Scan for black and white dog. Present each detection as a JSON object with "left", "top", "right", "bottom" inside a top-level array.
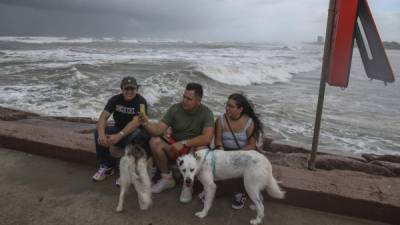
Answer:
[
  {"left": 177, "top": 149, "right": 285, "bottom": 225},
  {"left": 116, "top": 143, "right": 152, "bottom": 212}
]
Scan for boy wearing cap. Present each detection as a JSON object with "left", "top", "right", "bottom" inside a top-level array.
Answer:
[{"left": 92, "top": 76, "right": 148, "bottom": 185}]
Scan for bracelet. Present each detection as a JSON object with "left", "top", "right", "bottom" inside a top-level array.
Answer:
[
  {"left": 119, "top": 131, "right": 125, "bottom": 137},
  {"left": 180, "top": 140, "right": 188, "bottom": 147}
]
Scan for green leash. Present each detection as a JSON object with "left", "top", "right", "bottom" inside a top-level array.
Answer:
[
  {"left": 211, "top": 150, "right": 216, "bottom": 176},
  {"left": 204, "top": 149, "right": 216, "bottom": 176}
]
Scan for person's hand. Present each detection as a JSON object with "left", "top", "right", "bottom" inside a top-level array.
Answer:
[
  {"left": 214, "top": 145, "right": 224, "bottom": 150},
  {"left": 107, "top": 134, "right": 122, "bottom": 145},
  {"left": 170, "top": 142, "right": 184, "bottom": 153},
  {"left": 98, "top": 133, "right": 109, "bottom": 147},
  {"left": 138, "top": 114, "right": 149, "bottom": 125},
  {"left": 132, "top": 116, "right": 140, "bottom": 125}
]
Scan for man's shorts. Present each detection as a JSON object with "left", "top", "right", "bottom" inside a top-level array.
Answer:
[{"left": 164, "top": 134, "right": 190, "bottom": 159}]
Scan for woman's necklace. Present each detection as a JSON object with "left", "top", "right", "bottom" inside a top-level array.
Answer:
[{"left": 229, "top": 114, "right": 242, "bottom": 122}]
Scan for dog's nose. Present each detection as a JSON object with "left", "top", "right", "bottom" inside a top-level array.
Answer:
[{"left": 185, "top": 178, "right": 192, "bottom": 185}]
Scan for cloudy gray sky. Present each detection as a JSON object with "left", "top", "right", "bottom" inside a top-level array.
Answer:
[{"left": 0, "top": 0, "right": 399, "bottom": 42}]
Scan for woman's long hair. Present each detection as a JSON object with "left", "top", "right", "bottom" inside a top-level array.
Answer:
[{"left": 228, "top": 93, "right": 264, "bottom": 140}]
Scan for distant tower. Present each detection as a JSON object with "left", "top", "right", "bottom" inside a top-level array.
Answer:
[{"left": 317, "top": 36, "right": 324, "bottom": 44}]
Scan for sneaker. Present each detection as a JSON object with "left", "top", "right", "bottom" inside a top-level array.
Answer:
[
  {"left": 180, "top": 184, "right": 193, "bottom": 203},
  {"left": 151, "top": 173, "right": 176, "bottom": 193},
  {"left": 115, "top": 177, "right": 121, "bottom": 187},
  {"left": 232, "top": 193, "right": 246, "bottom": 209},
  {"left": 92, "top": 165, "right": 114, "bottom": 181}
]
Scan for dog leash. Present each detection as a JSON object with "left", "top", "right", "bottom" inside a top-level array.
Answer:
[
  {"left": 203, "top": 149, "right": 217, "bottom": 176},
  {"left": 211, "top": 150, "right": 216, "bottom": 176}
]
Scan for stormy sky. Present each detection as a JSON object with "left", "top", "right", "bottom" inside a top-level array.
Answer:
[{"left": 0, "top": 0, "right": 399, "bottom": 42}]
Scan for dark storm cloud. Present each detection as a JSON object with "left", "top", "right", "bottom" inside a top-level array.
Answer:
[
  {"left": 0, "top": 0, "right": 398, "bottom": 42},
  {"left": 0, "top": 0, "right": 222, "bottom": 29}
]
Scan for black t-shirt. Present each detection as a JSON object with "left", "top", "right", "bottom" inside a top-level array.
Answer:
[{"left": 104, "top": 94, "right": 147, "bottom": 130}]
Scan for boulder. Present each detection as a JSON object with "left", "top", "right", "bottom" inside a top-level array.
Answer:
[
  {"left": 0, "top": 106, "right": 38, "bottom": 121},
  {"left": 362, "top": 153, "right": 400, "bottom": 164},
  {"left": 316, "top": 155, "right": 396, "bottom": 177},
  {"left": 370, "top": 160, "right": 400, "bottom": 176}
]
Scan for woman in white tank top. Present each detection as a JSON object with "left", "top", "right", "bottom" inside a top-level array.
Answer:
[{"left": 214, "top": 93, "right": 264, "bottom": 209}]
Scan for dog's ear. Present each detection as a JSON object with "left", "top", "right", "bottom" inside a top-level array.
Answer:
[
  {"left": 132, "top": 144, "right": 145, "bottom": 158},
  {"left": 192, "top": 152, "right": 201, "bottom": 161},
  {"left": 176, "top": 157, "right": 184, "bottom": 167},
  {"left": 125, "top": 144, "right": 134, "bottom": 156}
]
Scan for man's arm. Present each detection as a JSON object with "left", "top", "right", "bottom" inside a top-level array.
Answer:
[
  {"left": 143, "top": 120, "right": 169, "bottom": 137},
  {"left": 97, "top": 111, "right": 111, "bottom": 146},
  {"left": 171, "top": 127, "right": 214, "bottom": 152},
  {"left": 107, "top": 116, "right": 142, "bottom": 145},
  {"left": 214, "top": 117, "right": 223, "bottom": 149},
  {"left": 187, "top": 127, "right": 214, "bottom": 148},
  {"left": 120, "top": 116, "right": 141, "bottom": 136}
]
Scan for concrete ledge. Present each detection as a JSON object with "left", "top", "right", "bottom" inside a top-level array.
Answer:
[
  {"left": 0, "top": 119, "right": 399, "bottom": 224},
  {"left": 274, "top": 166, "right": 399, "bottom": 224},
  {"left": 0, "top": 120, "right": 96, "bottom": 166}
]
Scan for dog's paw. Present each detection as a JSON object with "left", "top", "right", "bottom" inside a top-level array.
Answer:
[
  {"left": 249, "top": 204, "right": 256, "bottom": 210},
  {"left": 250, "top": 218, "right": 261, "bottom": 225},
  {"left": 115, "top": 207, "right": 123, "bottom": 212},
  {"left": 139, "top": 203, "right": 151, "bottom": 210},
  {"left": 195, "top": 211, "right": 207, "bottom": 218}
]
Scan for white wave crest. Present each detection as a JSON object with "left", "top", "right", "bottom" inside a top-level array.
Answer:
[
  {"left": 71, "top": 66, "right": 88, "bottom": 80},
  {"left": 141, "top": 73, "right": 185, "bottom": 106},
  {"left": 196, "top": 57, "right": 320, "bottom": 86},
  {"left": 0, "top": 36, "right": 97, "bottom": 44}
]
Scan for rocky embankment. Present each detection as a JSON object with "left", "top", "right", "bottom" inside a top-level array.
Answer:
[{"left": 0, "top": 106, "right": 399, "bottom": 224}]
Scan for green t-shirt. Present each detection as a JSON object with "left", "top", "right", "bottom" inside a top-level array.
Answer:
[{"left": 161, "top": 103, "right": 214, "bottom": 141}]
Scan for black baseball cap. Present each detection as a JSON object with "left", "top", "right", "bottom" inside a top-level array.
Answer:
[{"left": 120, "top": 76, "right": 138, "bottom": 89}]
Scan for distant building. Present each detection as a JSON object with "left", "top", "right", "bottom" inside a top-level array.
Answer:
[
  {"left": 383, "top": 41, "right": 400, "bottom": 50},
  {"left": 317, "top": 36, "right": 324, "bottom": 44}
]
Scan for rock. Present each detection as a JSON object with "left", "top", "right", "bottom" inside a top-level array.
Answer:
[
  {"left": 0, "top": 106, "right": 38, "bottom": 121},
  {"left": 265, "top": 152, "right": 308, "bottom": 169},
  {"left": 370, "top": 160, "right": 400, "bottom": 176},
  {"left": 47, "top": 116, "right": 97, "bottom": 124},
  {"left": 316, "top": 155, "right": 396, "bottom": 177},
  {"left": 266, "top": 142, "right": 310, "bottom": 154},
  {"left": 362, "top": 153, "right": 400, "bottom": 164}
]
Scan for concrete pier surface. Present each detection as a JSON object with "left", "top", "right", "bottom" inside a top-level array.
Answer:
[
  {"left": 0, "top": 147, "right": 389, "bottom": 225},
  {"left": 0, "top": 106, "right": 399, "bottom": 224}
]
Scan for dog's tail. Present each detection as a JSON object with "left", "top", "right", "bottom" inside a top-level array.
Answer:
[{"left": 266, "top": 174, "right": 285, "bottom": 199}]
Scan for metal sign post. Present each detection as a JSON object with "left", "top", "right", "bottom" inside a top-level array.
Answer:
[
  {"left": 307, "top": 0, "right": 394, "bottom": 170},
  {"left": 308, "top": 0, "right": 336, "bottom": 170}
]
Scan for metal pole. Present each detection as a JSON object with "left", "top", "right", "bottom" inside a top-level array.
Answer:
[{"left": 308, "top": 0, "right": 336, "bottom": 170}]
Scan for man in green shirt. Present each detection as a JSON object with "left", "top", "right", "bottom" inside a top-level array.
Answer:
[{"left": 140, "top": 83, "right": 214, "bottom": 203}]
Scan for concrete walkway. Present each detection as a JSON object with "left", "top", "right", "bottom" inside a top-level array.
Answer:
[{"left": 0, "top": 147, "right": 388, "bottom": 225}]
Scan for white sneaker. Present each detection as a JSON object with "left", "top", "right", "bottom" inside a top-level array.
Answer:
[
  {"left": 180, "top": 184, "right": 193, "bottom": 203},
  {"left": 151, "top": 173, "right": 175, "bottom": 193},
  {"left": 92, "top": 165, "right": 114, "bottom": 181}
]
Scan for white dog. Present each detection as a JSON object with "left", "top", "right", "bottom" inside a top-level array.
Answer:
[
  {"left": 176, "top": 149, "right": 285, "bottom": 225},
  {"left": 116, "top": 143, "right": 152, "bottom": 212}
]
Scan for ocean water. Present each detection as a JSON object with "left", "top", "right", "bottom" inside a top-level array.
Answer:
[{"left": 0, "top": 36, "right": 399, "bottom": 155}]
